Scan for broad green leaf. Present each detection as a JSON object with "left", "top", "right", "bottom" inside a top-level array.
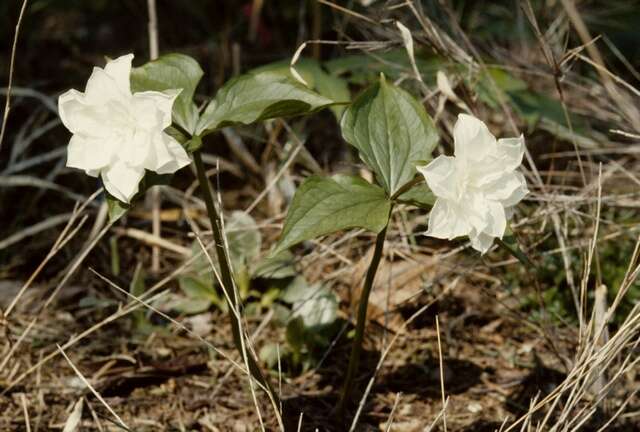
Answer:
[
  {"left": 251, "top": 58, "right": 350, "bottom": 119},
  {"left": 177, "top": 275, "right": 220, "bottom": 314},
  {"left": 341, "top": 75, "right": 438, "bottom": 196},
  {"left": 251, "top": 59, "right": 320, "bottom": 88},
  {"left": 131, "top": 53, "right": 204, "bottom": 134},
  {"left": 292, "top": 287, "right": 338, "bottom": 330},
  {"left": 325, "top": 50, "right": 444, "bottom": 86},
  {"left": 174, "top": 297, "right": 214, "bottom": 315},
  {"left": 396, "top": 183, "right": 436, "bottom": 209},
  {"left": 254, "top": 249, "right": 297, "bottom": 279},
  {"left": 280, "top": 276, "right": 313, "bottom": 304},
  {"left": 314, "top": 70, "right": 350, "bottom": 119},
  {"left": 178, "top": 275, "right": 218, "bottom": 303},
  {"left": 195, "top": 71, "right": 335, "bottom": 135},
  {"left": 275, "top": 174, "right": 391, "bottom": 253},
  {"left": 259, "top": 343, "right": 282, "bottom": 369}
]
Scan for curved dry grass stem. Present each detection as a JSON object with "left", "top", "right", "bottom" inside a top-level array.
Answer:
[
  {"left": 57, "top": 344, "right": 129, "bottom": 431},
  {"left": 0, "top": 0, "right": 28, "bottom": 152}
]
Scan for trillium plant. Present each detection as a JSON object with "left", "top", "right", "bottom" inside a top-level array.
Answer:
[{"left": 60, "top": 53, "right": 528, "bottom": 418}]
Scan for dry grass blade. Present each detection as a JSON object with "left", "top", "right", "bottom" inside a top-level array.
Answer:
[
  {"left": 435, "top": 315, "right": 447, "bottom": 432},
  {"left": 0, "top": 0, "right": 28, "bottom": 151},
  {"left": 19, "top": 393, "right": 31, "bottom": 432},
  {"left": 56, "top": 344, "right": 129, "bottom": 431},
  {"left": 62, "top": 399, "right": 84, "bottom": 432},
  {"left": 383, "top": 392, "right": 402, "bottom": 432}
]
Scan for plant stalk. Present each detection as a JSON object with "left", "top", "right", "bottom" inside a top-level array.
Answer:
[
  {"left": 193, "top": 150, "right": 278, "bottom": 404},
  {"left": 337, "top": 224, "right": 388, "bottom": 416}
]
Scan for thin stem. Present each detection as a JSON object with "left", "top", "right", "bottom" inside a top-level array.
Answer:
[
  {"left": 193, "top": 150, "right": 278, "bottom": 404},
  {"left": 338, "top": 224, "right": 389, "bottom": 416},
  {"left": 390, "top": 176, "right": 424, "bottom": 201}
]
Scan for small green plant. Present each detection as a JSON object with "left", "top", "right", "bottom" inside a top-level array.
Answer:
[
  {"left": 271, "top": 74, "right": 529, "bottom": 415},
  {"left": 58, "top": 52, "right": 342, "bottom": 407},
  {"left": 260, "top": 276, "right": 341, "bottom": 373},
  {"left": 175, "top": 211, "right": 300, "bottom": 317}
]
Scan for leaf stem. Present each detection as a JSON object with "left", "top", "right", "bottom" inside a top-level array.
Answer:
[
  {"left": 337, "top": 224, "right": 389, "bottom": 417},
  {"left": 193, "top": 150, "right": 278, "bottom": 404},
  {"left": 390, "top": 176, "right": 424, "bottom": 201}
]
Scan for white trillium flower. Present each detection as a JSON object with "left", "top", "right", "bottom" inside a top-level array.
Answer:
[
  {"left": 418, "top": 114, "right": 529, "bottom": 254},
  {"left": 58, "top": 54, "right": 191, "bottom": 203}
]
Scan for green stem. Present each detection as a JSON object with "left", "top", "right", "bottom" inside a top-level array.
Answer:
[
  {"left": 193, "top": 150, "right": 278, "bottom": 404},
  {"left": 337, "top": 224, "right": 389, "bottom": 416},
  {"left": 390, "top": 176, "right": 424, "bottom": 201}
]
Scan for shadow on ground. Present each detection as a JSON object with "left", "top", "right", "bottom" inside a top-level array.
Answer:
[{"left": 377, "top": 357, "right": 484, "bottom": 397}]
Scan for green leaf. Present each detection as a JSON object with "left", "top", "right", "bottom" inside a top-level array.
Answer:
[
  {"left": 130, "top": 264, "right": 148, "bottom": 329},
  {"left": 195, "top": 71, "right": 335, "bottom": 135},
  {"left": 341, "top": 75, "right": 438, "bottom": 196},
  {"left": 314, "top": 70, "right": 350, "bottom": 120},
  {"left": 396, "top": 183, "right": 436, "bottom": 209},
  {"left": 130, "top": 53, "right": 204, "bottom": 134},
  {"left": 292, "top": 287, "right": 338, "bottom": 330},
  {"left": 129, "top": 264, "right": 147, "bottom": 298},
  {"left": 286, "top": 317, "right": 306, "bottom": 354},
  {"left": 107, "top": 194, "right": 128, "bottom": 223},
  {"left": 325, "top": 50, "right": 443, "bottom": 86},
  {"left": 259, "top": 343, "right": 282, "bottom": 369},
  {"left": 280, "top": 276, "right": 313, "bottom": 304},
  {"left": 275, "top": 174, "right": 391, "bottom": 253},
  {"left": 176, "top": 275, "right": 220, "bottom": 314},
  {"left": 249, "top": 58, "right": 350, "bottom": 119},
  {"left": 178, "top": 275, "right": 219, "bottom": 302},
  {"left": 173, "top": 297, "right": 213, "bottom": 315},
  {"left": 254, "top": 249, "right": 297, "bottom": 279}
]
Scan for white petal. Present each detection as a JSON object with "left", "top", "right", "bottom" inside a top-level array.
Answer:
[
  {"left": 483, "top": 171, "right": 528, "bottom": 204},
  {"left": 84, "top": 67, "right": 126, "bottom": 105},
  {"left": 102, "top": 161, "right": 144, "bottom": 203},
  {"left": 126, "top": 129, "right": 153, "bottom": 168},
  {"left": 154, "top": 134, "right": 191, "bottom": 174},
  {"left": 453, "top": 114, "right": 496, "bottom": 162},
  {"left": 58, "top": 90, "right": 109, "bottom": 137},
  {"left": 425, "top": 199, "right": 471, "bottom": 240},
  {"left": 462, "top": 193, "right": 490, "bottom": 234},
  {"left": 496, "top": 171, "right": 528, "bottom": 207},
  {"left": 483, "top": 200, "right": 507, "bottom": 238},
  {"left": 103, "top": 54, "right": 134, "bottom": 95},
  {"left": 417, "top": 156, "right": 458, "bottom": 201},
  {"left": 469, "top": 231, "right": 494, "bottom": 254},
  {"left": 66, "top": 135, "right": 113, "bottom": 173},
  {"left": 496, "top": 135, "right": 525, "bottom": 171},
  {"left": 132, "top": 90, "right": 180, "bottom": 130}
]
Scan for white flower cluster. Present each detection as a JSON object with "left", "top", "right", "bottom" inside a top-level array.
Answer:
[
  {"left": 59, "top": 54, "right": 190, "bottom": 203},
  {"left": 419, "top": 114, "right": 529, "bottom": 253}
]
